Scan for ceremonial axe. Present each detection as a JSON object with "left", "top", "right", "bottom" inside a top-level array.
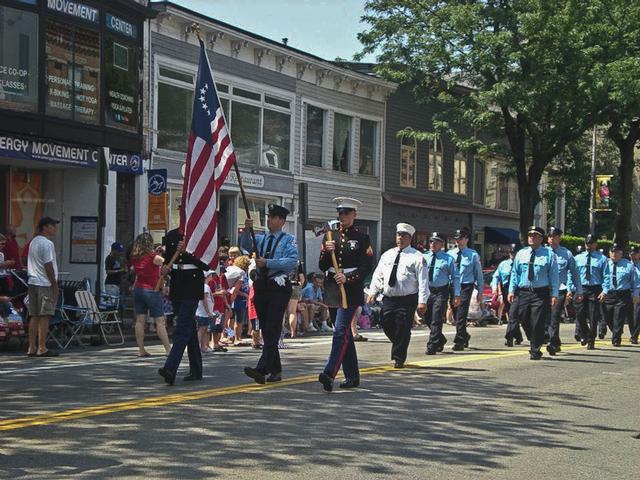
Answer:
[{"left": 315, "top": 220, "right": 348, "bottom": 309}]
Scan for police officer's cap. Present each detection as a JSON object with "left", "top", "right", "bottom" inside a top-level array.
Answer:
[
  {"left": 333, "top": 197, "right": 362, "bottom": 212},
  {"left": 430, "top": 232, "right": 444, "bottom": 243},
  {"left": 611, "top": 242, "right": 624, "bottom": 252},
  {"left": 396, "top": 223, "right": 416, "bottom": 236},
  {"left": 631, "top": 245, "right": 640, "bottom": 255},
  {"left": 527, "top": 225, "right": 545, "bottom": 237},
  {"left": 548, "top": 226, "right": 563, "bottom": 236},
  {"left": 267, "top": 204, "right": 290, "bottom": 218},
  {"left": 585, "top": 234, "right": 597, "bottom": 244},
  {"left": 453, "top": 228, "right": 470, "bottom": 239}
]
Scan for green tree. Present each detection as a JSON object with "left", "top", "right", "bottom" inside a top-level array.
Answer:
[{"left": 357, "top": 0, "right": 611, "bottom": 239}]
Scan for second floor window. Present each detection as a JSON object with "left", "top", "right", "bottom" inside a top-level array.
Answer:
[
  {"left": 305, "top": 104, "right": 324, "bottom": 167},
  {"left": 333, "top": 113, "right": 352, "bottom": 172},
  {"left": 400, "top": 136, "right": 416, "bottom": 188},
  {"left": 428, "top": 138, "right": 443, "bottom": 191},
  {"left": 453, "top": 149, "right": 467, "bottom": 195},
  {"left": 359, "top": 119, "right": 378, "bottom": 176}
]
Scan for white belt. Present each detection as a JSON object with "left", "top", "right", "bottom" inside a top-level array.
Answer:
[
  {"left": 172, "top": 264, "right": 199, "bottom": 270},
  {"left": 328, "top": 267, "right": 357, "bottom": 274}
]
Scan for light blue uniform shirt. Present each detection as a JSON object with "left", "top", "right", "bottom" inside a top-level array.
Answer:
[
  {"left": 239, "top": 229, "right": 298, "bottom": 279},
  {"left": 602, "top": 258, "right": 640, "bottom": 296},
  {"left": 509, "top": 246, "right": 559, "bottom": 297},
  {"left": 424, "top": 250, "right": 460, "bottom": 296},
  {"left": 573, "top": 250, "right": 607, "bottom": 287},
  {"left": 550, "top": 245, "right": 583, "bottom": 295},
  {"left": 447, "top": 247, "right": 483, "bottom": 288},
  {"left": 301, "top": 283, "right": 323, "bottom": 302},
  {"left": 491, "top": 258, "right": 513, "bottom": 290}
]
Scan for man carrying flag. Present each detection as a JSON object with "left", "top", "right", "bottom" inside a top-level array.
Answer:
[{"left": 158, "top": 37, "right": 235, "bottom": 385}]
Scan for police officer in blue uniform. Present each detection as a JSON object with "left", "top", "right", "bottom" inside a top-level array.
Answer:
[
  {"left": 508, "top": 226, "right": 559, "bottom": 360},
  {"left": 318, "top": 197, "right": 374, "bottom": 392},
  {"left": 240, "top": 205, "right": 298, "bottom": 384},
  {"left": 423, "top": 232, "right": 460, "bottom": 354},
  {"left": 629, "top": 246, "right": 640, "bottom": 344},
  {"left": 599, "top": 243, "right": 640, "bottom": 347},
  {"left": 447, "top": 228, "right": 483, "bottom": 350},
  {"left": 492, "top": 245, "right": 524, "bottom": 346},
  {"left": 546, "top": 227, "right": 582, "bottom": 355},
  {"left": 573, "top": 234, "right": 607, "bottom": 349}
]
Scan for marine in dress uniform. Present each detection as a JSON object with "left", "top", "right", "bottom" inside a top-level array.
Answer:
[
  {"left": 573, "top": 235, "right": 607, "bottom": 349},
  {"left": 158, "top": 229, "right": 209, "bottom": 385},
  {"left": 629, "top": 246, "right": 640, "bottom": 344},
  {"left": 240, "top": 205, "right": 298, "bottom": 384},
  {"left": 423, "top": 232, "right": 460, "bottom": 354},
  {"left": 546, "top": 227, "right": 583, "bottom": 355},
  {"left": 367, "top": 223, "right": 428, "bottom": 368},
  {"left": 599, "top": 243, "right": 640, "bottom": 347},
  {"left": 492, "top": 245, "right": 525, "bottom": 346},
  {"left": 318, "top": 197, "right": 374, "bottom": 392},
  {"left": 508, "top": 226, "right": 559, "bottom": 360},
  {"left": 447, "top": 228, "right": 483, "bottom": 350}
]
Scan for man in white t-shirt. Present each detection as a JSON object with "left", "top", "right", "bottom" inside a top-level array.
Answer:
[{"left": 27, "top": 216, "right": 60, "bottom": 357}]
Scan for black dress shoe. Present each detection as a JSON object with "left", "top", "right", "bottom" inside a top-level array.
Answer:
[
  {"left": 158, "top": 367, "right": 175, "bottom": 386},
  {"left": 631, "top": 338, "right": 639, "bottom": 345},
  {"left": 612, "top": 341, "right": 621, "bottom": 347},
  {"left": 529, "top": 351, "right": 542, "bottom": 360},
  {"left": 598, "top": 331, "right": 606, "bottom": 340},
  {"left": 452, "top": 344, "right": 464, "bottom": 351},
  {"left": 505, "top": 339, "right": 514, "bottom": 347},
  {"left": 586, "top": 341, "right": 595, "bottom": 350},
  {"left": 464, "top": 335, "right": 471, "bottom": 348},
  {"left": 580, "top": 338, "right": 588, "bottom": 346},
  {"left": 546, "top": 345, "right": 557, "bottom": 356},
  {"left": 425, "top": 348, "right": 437, "bottom": 355},
  {"left": 183, "top": 373, "right": 203, "bottom": 381},
  {"left": 244, "top": 367, "right": 266, "bottom": 385},
  {"left": 515, "top": 339, "right": 523, "bottom": 345},
  {"left": 266, "top": 373, "right": 282, "bottom": 383},
  {"left": 574, "top": 334, "right": 581, "bottom": 342},
  {"left": 339, "top": 378, "right": 360, "bottom": 389},
  {"left": 394, "top": 359, "right": 405, "bottom": 368},
  {"left": 318, "top": 372, "right": 333, "bottom": 392}
]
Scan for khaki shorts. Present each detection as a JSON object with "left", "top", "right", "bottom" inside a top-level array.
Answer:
[
  {"left": 290, "top": 285, "right": 301, "bottom": 301},
  {"left": 28, "top": 285, "right": 56, "bottom": 317}
]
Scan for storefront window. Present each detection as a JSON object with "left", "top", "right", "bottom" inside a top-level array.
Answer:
[
  {"left": 157, "top": 82, "right": 192, "bottom": 151},
  {"left": 333, "top": 113, "right": 351, "bottom": 172},
  {"left": 236, "top": 197, "right": 277, "bottom": 234},
  {"left": 305, "top": 104, "right": 324, "bottom": 167},
  {"left": 45, "top": 19, "right": 100, "bottom": 124},
  {"left": 105, "top": 35, "right": 139, "bottom": 132},
  {"left": 0, "top": 6, "right": 38, "bottom": 113},
  {"left": 231, "top": 101, "right": 260, "bottom": 166},
  {"left": 359, "top": 119, "right": 377, "bottom": 176},
  {"left": 262, "top": 109, "right": 290, "bottom": 170}
]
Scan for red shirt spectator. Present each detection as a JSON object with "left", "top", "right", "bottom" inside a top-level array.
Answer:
[
  {"left": 208, "top": 272, "right": 229, "bottom": 312},
  {"left": 130, "top": 253, "right": 160, "bottom": 290},
  {"left": 3, "top": 230, "right": 22, "bottom": 269}
]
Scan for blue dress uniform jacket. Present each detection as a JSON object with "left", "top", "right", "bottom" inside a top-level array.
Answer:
[
  {"left": 491, "top": 258, "right": 513, "bottom": 290},
  {"left": 573, "top": 250, "right": 607, "bottom": 287},
  {"left": 551, "top": 246, "right": 583, "bottom": 295},
  {"left": 602, "top": 258, "right": 640, "bottom": 296},
  {"left": 424, "top": 250, "right": 460, "bottom": 296},
  {"left": 239, "top": 230, "right": 298, "bottom": 280},
  {"left": 319, "top": 226, "right": 373, "bottom": 307},
  {"left": 447, "top": 247, "right": 483, "bottom": 288},
  {"left": 509, "top": 246, "right": 560, "bottom": 298}
]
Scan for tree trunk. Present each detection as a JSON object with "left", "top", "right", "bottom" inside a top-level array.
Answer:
[{"left": 614, "top": 138, "right": 636, "bottom": 249}]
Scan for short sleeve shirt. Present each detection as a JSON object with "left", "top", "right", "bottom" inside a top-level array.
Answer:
[{"left": 27, "top": 235, "right": 58, "bottom": 286}]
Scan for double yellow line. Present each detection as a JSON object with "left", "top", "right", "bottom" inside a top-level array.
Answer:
[{"left": 0, "top": 342, "right": 609, "bottom": 432}]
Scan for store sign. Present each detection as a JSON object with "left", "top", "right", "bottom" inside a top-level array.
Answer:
[
  {"left": 70, "top": 216, "right": 98, "bottom": 264},
  {"left": 0, "top": 133, "right": 142, "bottom": 174},
  {"left": 147, "top": 169, "right": 168, "bottom": 230},
  {"left": 47, "top": 0, "right": 99, "bottom": 23},
  {"left": 225, "top": 171, "right": 265, "bottom": 188},
  {"left": 106, "top": 13, "right": 138, "bottom": 40}
]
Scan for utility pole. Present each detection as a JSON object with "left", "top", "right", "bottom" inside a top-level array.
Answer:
[{"left": 589, "top": 126, "right": 597, "bottom": 234}]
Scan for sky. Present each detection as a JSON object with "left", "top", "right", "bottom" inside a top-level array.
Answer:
[{"left": 172, "top": 0, "right": 375, "bottom": 62}]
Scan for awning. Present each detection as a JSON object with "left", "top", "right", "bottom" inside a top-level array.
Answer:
[{"left": 484, "top": 226, "right": 519, "bottom": 244}]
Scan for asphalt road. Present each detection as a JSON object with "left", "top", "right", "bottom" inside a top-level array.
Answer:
[{"left": 1, "top": 324, "right": 639, "bottom": 479}]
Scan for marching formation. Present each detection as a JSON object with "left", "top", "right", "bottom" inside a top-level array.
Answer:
[{"left": 149, "top": 196, "right": 639, "bottom": 391}]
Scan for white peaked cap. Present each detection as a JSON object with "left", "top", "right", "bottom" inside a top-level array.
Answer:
[
  {"left": 396, "top": 223, "right": 416, "bottom": 236},
  {"left": 333, "top": 197, "right": 363, "bottom": 210}
]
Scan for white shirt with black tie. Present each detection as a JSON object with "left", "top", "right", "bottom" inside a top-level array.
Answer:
[{"left": 368, "top": 246, "right": 429, "bottom": 303}]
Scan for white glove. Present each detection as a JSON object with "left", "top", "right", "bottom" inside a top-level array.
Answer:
[{"left": 274, "top": 275, "right": 287, "bottom": 287}]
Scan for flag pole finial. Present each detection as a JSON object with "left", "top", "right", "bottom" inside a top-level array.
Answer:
[{"left": 187, "top": 23, "right": 202, "bottom": 42}]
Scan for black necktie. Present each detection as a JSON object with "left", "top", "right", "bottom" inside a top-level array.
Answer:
[
  {"left": 586, "top": 252, "right": 592, "bottom": 282},
  {"left": 456, "top": 251, "right": 462, "bottom": 268},
  {"left": 388, "top": 249, "right": 401, "bottom": 287},
  {"left": 528, "top": 249, "right": 536, "bottom": 282},
  {"left": 428, "top": 253, "right": 436, "bottom": 282},
  {"left": 261, "top": 234, "right": 274, "bottom": 278},
  {"left": 612, "top": 261, "right": 618, "bottom": 288}
]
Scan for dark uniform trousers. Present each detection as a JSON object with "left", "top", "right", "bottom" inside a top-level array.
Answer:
[
  {"left": 253, "top": 280, "right": 292, "bottom": 375},
  {"left": 548, "top": 290, "right": 568, "bottom": 348},
  {"left": 631, "top": 303, "right": 640, "bottom": 342},
  {"left": 505, "top": 295, "right": 526, "bottom": 343},
  {"left": 601, "top": 290, "right": 631, "bottom": 345},
  {"left": 574, "top": 285, "right": 603, "bottom": 342},
  {"left": 512, "top": 288, "right": 550, "bottom": 353},
  {"left": 165, "top": 299, "right": 202, "bottom": 377},
  {"left": 323, "top": 306, "right": 360, "bottom": 380},
  {"left": 425, "top": 286, "right": 449, "bottom": 351},
  {"left": 382, "top": 293, "right": 418, "bottom": 363},
  {"left": 451, "top": 283, "right": 474, "bottom": 346}
]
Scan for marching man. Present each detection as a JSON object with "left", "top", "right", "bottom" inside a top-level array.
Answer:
[
  {"left": 367, "top": 223, "right": 429, "bottom": 368},
  {"left": 318, "top": 198, "right": 374, "bottom": 392}
]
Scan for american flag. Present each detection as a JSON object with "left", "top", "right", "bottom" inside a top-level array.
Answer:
[{"left": 180, "top": 40, "right": 235, "bottom": 267}]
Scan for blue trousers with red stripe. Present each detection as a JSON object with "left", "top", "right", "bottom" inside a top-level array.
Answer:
[{"left": 323, "top": 306, "right": 360, "bottom": 380}]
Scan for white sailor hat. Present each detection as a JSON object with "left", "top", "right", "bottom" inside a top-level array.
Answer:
[
  {"left": 396, "top": 223, "right": 416, "bottom": 236},
  {"left": 333, "top": 197, "right": 362, "bottom": 211}
]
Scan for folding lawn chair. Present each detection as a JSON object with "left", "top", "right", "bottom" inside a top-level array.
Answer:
[{"left": 74, "top": 290, "right": 124, "bottom": 346}]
